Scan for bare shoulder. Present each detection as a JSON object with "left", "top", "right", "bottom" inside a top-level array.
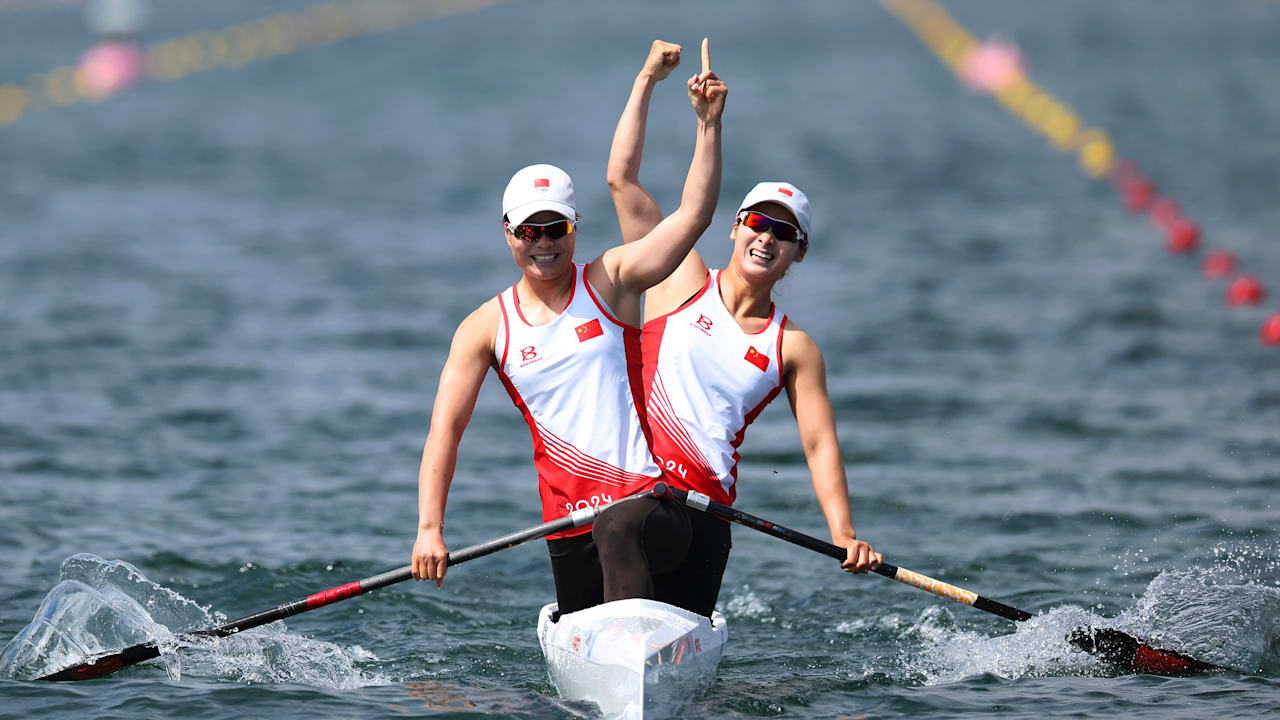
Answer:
[
  {"left": 453, "top": 298, "right": 500, "bottom": 352},
  {"left": 781, "top": 319, "right": 825, "bottom": 374},
  {"left": 588, "top": 248, "right": 624, "bottom": 294}
]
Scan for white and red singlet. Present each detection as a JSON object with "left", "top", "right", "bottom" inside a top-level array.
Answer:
[
  {"left": 641, "top": 269, "right": 787, "bottom": 505},
  {"left": 495, "top": 263, "right": 660, "bottom": 538}
]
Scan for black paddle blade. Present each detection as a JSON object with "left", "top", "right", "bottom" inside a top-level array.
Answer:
[
  {"left": 1068, "top": 626, "right": 1225, "bottom": 675},
  {"left": 36, "top": 642, "right": 161, "bottom": 682}
]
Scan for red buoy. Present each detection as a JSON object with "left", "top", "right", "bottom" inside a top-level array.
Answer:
[
  {"left": 1262, "top": 313, "right": 1280, "bottom": 346},
  {"left": 1122, "top": 178, "right": 1155, "bottom": 213},
  {"left": 1110, "top": 159, "right": 1137, "bottom": 190},
  {"left": 1164, "top": 219, "right": 1199, "bottom": 254},
  {"left": 1149, "top": 197, "right": 1182, "bottom": 231},
  {"left": 1226, "top": 275, "right": 1266, "bottom": 306},
  {"left": 1202, "top": 250, "right": 1237, "bottom": 279}
]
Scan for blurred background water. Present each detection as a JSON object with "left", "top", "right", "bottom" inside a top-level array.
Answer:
[{"left": 1, "top": 0, "right": 1278, "bottom": 717}]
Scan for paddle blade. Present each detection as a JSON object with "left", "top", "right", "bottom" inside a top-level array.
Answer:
[
  {"left": 1068, "top": 626, "right": 1224, "bottom": 675},
  {"left": 36, "top": 642, "right": 160, "bottom": 682}
]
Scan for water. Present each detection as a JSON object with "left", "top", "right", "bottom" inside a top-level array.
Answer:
[{"left": 2, "top": 0, "right": 1279, "bottom": 716}]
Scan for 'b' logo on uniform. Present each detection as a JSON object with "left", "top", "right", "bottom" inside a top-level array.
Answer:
[
  {"left": 693, "top": 314, "right": 713, "bottom": 335},
  {"left": 521, "top": 346, "right": 538, "bottom": 362}
]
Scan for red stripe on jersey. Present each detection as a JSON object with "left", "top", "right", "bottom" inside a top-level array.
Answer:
[
  {"left": 725, "top": 383, "right": 784, "bottom": 505},
  {"left": 623, "top": 323, "right": 654, "bottom": 453},
  {"left": 536, "top": 419, "right": 652, "bottom": 486},
  {"left": 640, "top": 271, "right": 721, "bottom": 496},
  {"left": 775, "top": 315, "right": 787, "bottom": 382},
  {"left": 497, "top": 294, "right": 511, "bottom": 368},
  {"left": 649, "top": 372, "right": 717, "bottom": 478},
  {"left": 495, "top": 367, "right": 590, "bottom": 538}
]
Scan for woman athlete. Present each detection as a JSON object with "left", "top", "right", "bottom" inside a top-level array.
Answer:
[
  {"left": 409, "top": 47, "right": 727, "bottom": 618},
  {"left": 591, "top": 40, "right": 880, "bottom": 618}
]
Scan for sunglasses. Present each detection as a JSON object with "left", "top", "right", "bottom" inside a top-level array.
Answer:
[
  {"left": 737, "top": 211, "right": 805, "bottom": 244},
  {"left": 507, "top": 219, "right": 576, "bottom": 242}
]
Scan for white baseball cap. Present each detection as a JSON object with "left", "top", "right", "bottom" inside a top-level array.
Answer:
[
  {"left": 737, "top": 182, "right": 812, "bottom": 240},
  {"left": 502, "top": 164, "right": 577, "bottom": 227}
]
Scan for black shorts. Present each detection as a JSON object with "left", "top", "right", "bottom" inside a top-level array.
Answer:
[
  {"left": 546, "top": 531, "right": 604, "bottom": 617},
  {"left": 546, "top": 496, "right": 732, "bottom": 618},
  {"left": 593, "top": 494, "right": 732, "bottom": 618}
]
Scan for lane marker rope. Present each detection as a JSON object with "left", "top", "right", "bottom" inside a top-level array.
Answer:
[
  {"left": 0, "top": 0, "right": 504, "bottom": 127},
  {"left": 879, "top": 0, "right": 1278, "bottom": 345}
]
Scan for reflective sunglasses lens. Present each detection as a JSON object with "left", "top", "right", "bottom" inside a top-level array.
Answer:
[
  {"left": 543, "top": 220, "right": 572, "bottom": 239},
  {"left": 741, "top": 212, "right": 799, "bottom": 242},
  {"left": 771, "top": 223, "right": 799, "bottom": 243},
  {"left": 512, "top": 220, "right": 573, "bottom": 241}
]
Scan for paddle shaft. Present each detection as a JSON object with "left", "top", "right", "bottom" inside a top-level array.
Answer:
[
  {"left": 653, "top": 483, "right": 1234, "bottom": 674},
  {"left": 654, "top": 483, "right": 1031, "bottom": 622},
  {"left": 38, "top": 497, "right": 638, "bottom": 682}
]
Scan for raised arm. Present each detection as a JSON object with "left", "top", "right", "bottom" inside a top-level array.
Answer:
[
  {"left": 591, "top": 42, "right": 724, "bottom": 312},
  {"left": 606, "top": 39, "right": 680, "bottom": 244},
  {"left": 411, "top": 301, "right": 497, "bottom": 588},
  {"left": 782, "top": 323, "right": 882, "bottom": 574}
]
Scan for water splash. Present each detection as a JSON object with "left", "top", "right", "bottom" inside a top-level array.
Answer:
[
  {"left": 1115, "top": 540, "right": 1280, "bottom": 673},
  {"left": 896, "top": 604, "right": 1110, "bottom": 684},
  {"left": 860, "top": 540, "right": 1280, "bottom": 683},
  {"left": 0, "top": 554, "right": 388, "bottom": 688},
  {"left": 720, "top": 585, "right": 775, "bottom": 623}
]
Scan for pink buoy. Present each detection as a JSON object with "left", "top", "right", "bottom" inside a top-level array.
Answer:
[
  {"left": 959, "top": 40, "right": 1025, "bottom": 94},
  {"left": 78, "top": 41, "right": 143, "bottom": 98}
]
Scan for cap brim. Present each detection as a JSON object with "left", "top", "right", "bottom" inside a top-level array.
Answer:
[{"left": 506, "top": 200, "right": 576, "bottom": 227}]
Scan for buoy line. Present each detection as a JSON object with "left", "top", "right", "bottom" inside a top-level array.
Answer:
[
  {"left": 0, "top": 0, "right": 504, "bottom": 128},
  {"left": 879, "top": 0, "right": 1278, "bottom": 345}
]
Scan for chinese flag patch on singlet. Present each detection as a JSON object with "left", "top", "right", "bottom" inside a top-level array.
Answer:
[
  {"left": 576, "top": 319, "right": 603, "bottom": 342},
  {"left": 744, "top": 346, "right": 769, "bottom": 371}
]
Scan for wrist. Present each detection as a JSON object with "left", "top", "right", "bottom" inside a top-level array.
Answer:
[
  {"left": 418, "top": 520, "right": 444, "bottom": 533},
  {"left": 829, "top": 525, "right": 856, "bottom": 542}
]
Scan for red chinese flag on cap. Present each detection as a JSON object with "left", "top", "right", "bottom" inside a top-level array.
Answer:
[
  {"left": 778, "top": 187, "right": 793, "bottom": 197},
  {"left": 744, "top": 346, "right": 769, "bottom": 371},
  {"left": 576, "top": 319, "right": 603, "bottom": 342},
  {"left": 534, "top": 178, "right": 550, "bottom": 188}
]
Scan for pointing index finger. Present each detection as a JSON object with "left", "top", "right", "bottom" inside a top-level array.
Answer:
[{"left": 701, "top": 38, "right": 710, "bottom": 76}]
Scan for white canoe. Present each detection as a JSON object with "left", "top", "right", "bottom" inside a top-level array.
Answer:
[{"left": 537, "top": 599, "right": 727, "bottom": 720}]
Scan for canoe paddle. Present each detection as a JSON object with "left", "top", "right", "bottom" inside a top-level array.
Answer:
[
  {"left": 652, "top": 482, "right": 1226, "bottom": 675},
  {"left": 37, "top": 494, "right": 649, "bottom": 682}
]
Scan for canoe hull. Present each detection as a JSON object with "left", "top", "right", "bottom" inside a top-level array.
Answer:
[{"left": 537, "top": 598, "right": 727, "bottom": 719}]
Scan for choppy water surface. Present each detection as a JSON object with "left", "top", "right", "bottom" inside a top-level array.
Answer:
[{"left": 2, "top": 0, "right": 1279, "bottom": 717}]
